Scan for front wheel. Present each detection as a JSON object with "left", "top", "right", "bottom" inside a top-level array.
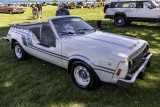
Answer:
[
  {"left": 114, "top": 16, "right": 126, "bottom": 27},
  {"left": 13, "top": 42, "right": 28, "bottom": 60},
  {"left": 71, "top": 61, "right": 100, "bottom": 90}
]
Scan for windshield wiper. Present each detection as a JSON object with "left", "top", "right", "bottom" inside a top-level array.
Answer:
[
  {"left": 59, "top": 31, "right": 76, "bottom": 36},
  {"left": 78, "top": 28, "right": 95, "bottom": 31}
]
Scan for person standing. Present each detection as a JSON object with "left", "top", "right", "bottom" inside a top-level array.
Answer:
[
  {"left": 36, "top": 1, "right": 45, "bottom": 19},
  {"left": 31, "top": 1, "right": 38, "bottom": 20},
  {"left": 56, "top": 3, "right": 70, "bottom": 16}
]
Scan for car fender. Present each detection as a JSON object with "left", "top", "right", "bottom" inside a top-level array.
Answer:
[
  {"left": 9, "top": 28, "right": 31, "bottom": 51},
  {"left": 68, "top": 52, "right": 95, "bottom": 69}
]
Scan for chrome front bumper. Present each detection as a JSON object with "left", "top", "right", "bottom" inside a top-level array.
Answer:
[
  {"left": 117, "top": 53, "right": 152, "bottom": 88},
  {"left": 3, "top": 37, "right": 9, "bottom": 42},
  {"left": 13, "top": 8, "right": 26, "bottom": 13}
]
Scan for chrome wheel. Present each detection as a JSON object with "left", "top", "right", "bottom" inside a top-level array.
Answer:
[
  {"left": 71, "top": 61, "right": 100, "bottom": 89},
  {"left": 15, "top": 45, "right": 22, "bottom": 59},
  {"left": 74, "top": 66, "right": 90, "bottom": 87},
  {"left": 114, "top": 16, "right": 126, "bottom": 27},
  {"left": 118, "top": 19, "right": 123, "bottom": 24},
  {"left": 13, "top": 42, "right": 28, "bottom": 60}
]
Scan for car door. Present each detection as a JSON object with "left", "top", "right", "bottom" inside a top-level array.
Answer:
[
  {"left": 29, "top": 24, "right": 63, "bottom": 67},
  {"left": 0, "top": 6, "right": 6, "bottom": 13},
  {"left": 121, "top": 2, "right": 137, "bottom": 18},
  {"left": 156, "top": 8, "right": 160, "bottom": 19},
  {"left": 135, "top": 1, "right": 157, "bottom": 19}
]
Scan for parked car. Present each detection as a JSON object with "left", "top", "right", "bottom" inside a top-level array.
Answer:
[
  {"left": 105, "top": 0, "right": 160, "bottom": 27},
  {"left": 0, "top": 4, "right": 26, "bottom": 14},
  {"left": 52, "top": 3, "right": 58, "bottom": 6},
  {"left": 63, "top": 2, "right": 75, "bottom": 9},
  {"left": 42, "top": 2, "right": 47, "bottom": 6},
  {"left": 3, "top": 16, "right": 152, "bottom": 89},
  {"left": 19, "top": 3, "right": 30, "bottom": 7},
  {"left": 75, "top": 2, "right": 83, "bottom": 8},
  {"left": 95, "top": 2, "right": 102, "bottom": 7},
  {"left": 89, "top": 3, "right": 97, "bottom": 8}
]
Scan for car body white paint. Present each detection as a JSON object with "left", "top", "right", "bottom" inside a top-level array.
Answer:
[
  {"left": 105, "top": 0, "right": 160, "bottom": 21},
  {"left": 4, "top": 16, "right": 152, "bottom": 86}
]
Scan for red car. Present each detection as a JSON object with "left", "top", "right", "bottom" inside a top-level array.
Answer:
[{"left": 0, "top": 4, "right": 26, "bottom": 14}]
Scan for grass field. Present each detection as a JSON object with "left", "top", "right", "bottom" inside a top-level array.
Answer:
[{"left": 0, "top": 6, "right": 160, "bottom": 107}]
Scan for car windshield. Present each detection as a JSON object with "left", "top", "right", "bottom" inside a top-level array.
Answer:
[
  {"left": 151, "top": 0, "right": 159, "bottom": 7},
  {"left": 52, "top": 17, "right": 95, "bottom": 37}
]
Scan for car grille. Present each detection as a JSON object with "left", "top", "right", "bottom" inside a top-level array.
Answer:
[{"left": 130, "top": 47, "right": 147, "bottom": 71}]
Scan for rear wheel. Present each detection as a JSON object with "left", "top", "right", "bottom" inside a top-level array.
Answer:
[
  {"left": 71, "top": 61, "right": 100, "bottom": 90},
  {"left": 13, "top": 42, "right": 28, "bottom": 60},
  {"left": 114, "top": 16, "right": 126, "bottom": 27}
]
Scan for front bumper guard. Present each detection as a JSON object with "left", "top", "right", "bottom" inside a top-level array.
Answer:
[
  {"left": 3, "top": 37, "right": 9, "bottom": 42},
  {"left": 117, "top": 53, "right": 152, "bottom": 88}
]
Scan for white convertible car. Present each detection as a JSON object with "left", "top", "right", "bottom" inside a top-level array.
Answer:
[{"left": 3, "top": 16, "right": 152, "bottom": 89}]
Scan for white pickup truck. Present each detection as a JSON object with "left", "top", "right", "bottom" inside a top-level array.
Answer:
[
  {"left": 3, "top": 16, "right": 152, "bottom": 89},
  {"left": 104, "top": 0, "right": 160, "bottom": 27}
]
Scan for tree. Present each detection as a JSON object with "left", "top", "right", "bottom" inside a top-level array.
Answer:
[
  {"left": 28, "top": 0, "right": 31, "bottom": 2},
  {"left": 102, "top": 0, "right": 107, "bottom": 2},
  {"left": 96, "top": 0, "right": 102, "bottom": 2},
  {"left": 53, "top": 0, "right": 58, "bottom": 3},
  {"left": 85, "top": 0, "right": 88, "bottom": 2}
]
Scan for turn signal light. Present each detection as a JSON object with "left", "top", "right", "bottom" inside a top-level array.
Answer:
[{"left": 116, "top": 69, "right": 121, "bottom": 76}]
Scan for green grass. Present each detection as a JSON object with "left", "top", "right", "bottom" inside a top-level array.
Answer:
[{"left": 0, "top": 6, "right": 160, "bottom": 107}]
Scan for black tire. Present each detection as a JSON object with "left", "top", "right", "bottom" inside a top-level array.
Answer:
[
  {"left": 13, "top": 42, "right": 28, "bottom": 60},
  {"left": 71, "top": 61, "right": 100, "bottom": 90},
  {"left": 114, "top": 16, "right": 126, "bottom": 27}
]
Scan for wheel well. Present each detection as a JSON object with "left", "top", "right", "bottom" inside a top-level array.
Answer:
[
  {"left": 114, "top": 14, "right": 126, "bottom": 19},
  {"left": 68, "top": 59, "right": 87, "bottom": 74},
  {"left": 68, "top": 58, "right": 101, "bottom": 85},
  {"left": 11, "top": 39, "right": 17, "bottom": 49}
]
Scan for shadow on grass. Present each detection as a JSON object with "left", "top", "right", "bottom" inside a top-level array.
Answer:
[
  {"left": 0, "top": 26, "right": 10, "bottom": 37},
  {"left": 0, "top": 22, "right": 160, "bottom": 106},
  {"left": 26, "top": 16, "right": 36, "bottom": 20}
]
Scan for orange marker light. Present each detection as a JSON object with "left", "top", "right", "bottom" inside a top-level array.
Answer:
[{"left": 116, "top": 69, "right": 121, "bottom": 76}]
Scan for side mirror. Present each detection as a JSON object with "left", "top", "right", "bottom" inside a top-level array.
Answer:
[{"left": 148, "top": 5, "right": 153, "bottom": 9}]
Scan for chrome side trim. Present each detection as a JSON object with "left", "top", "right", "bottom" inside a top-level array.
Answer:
[{"left": 117, "top": 53, "right": 152, "bottom": 88}]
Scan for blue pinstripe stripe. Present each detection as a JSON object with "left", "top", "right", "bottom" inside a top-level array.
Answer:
[
  {"left": 12, "top": 28, "right": 116, "bottom": 73},
  {"left": 69, "top": 54, "right": 116, "bottom": 72}
]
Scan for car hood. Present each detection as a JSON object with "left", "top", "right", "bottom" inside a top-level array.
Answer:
[
  {"left": 71, "top": 31, "right": 140, "bottom": 49},
  {"left": 64, "top": 31, "right": 145, "bottom": 60}
]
